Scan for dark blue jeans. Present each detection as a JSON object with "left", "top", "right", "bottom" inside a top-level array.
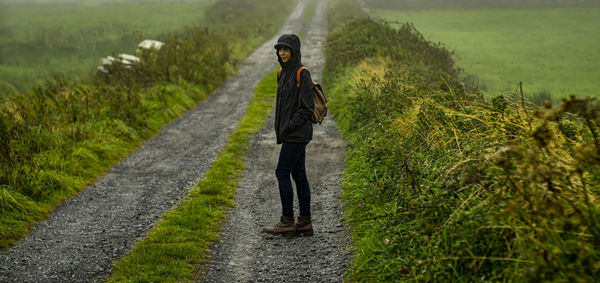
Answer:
[{"left": 275, "top": 142, "right": 311, "bottom": 218}]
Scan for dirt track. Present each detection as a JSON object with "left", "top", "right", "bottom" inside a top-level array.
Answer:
[
  {"left": 199, "top": 0, "right": 351, "bottom": 282},
  {"left": 0, "top": 0, "right": 349, "bottom": 282}
]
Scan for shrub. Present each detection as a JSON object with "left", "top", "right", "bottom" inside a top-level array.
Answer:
[
  {"left": 0, "top": 0, "right": 292, "bottom": 248},
  {"left": 325, "top": 17, "right": 600, "bottom": 281}
]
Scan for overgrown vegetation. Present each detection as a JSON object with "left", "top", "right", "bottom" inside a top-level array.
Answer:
[
  {"left": 0, "top": 0, "right": 291, "bottom": 248},
  {"left": 108, "top": 69, "right": 278, "bottom": 281},
  {"left": 326, "top": 1, "right": 600, "bottom": 281}
]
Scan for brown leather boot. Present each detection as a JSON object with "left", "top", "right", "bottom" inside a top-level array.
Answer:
[
  {"left": 263, "top": 216, "right": 296, "bottom": 237},
  {"left": 295, "top": 215, "right": 313, "bottom": 236}
]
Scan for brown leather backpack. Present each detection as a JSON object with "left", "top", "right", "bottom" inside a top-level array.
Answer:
[{"left": 278, "top": 67, "right": 327, "bottom": 124}]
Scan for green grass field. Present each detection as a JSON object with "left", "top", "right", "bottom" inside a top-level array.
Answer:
[
  {"left": 374, "top": 7, "right": 600, "bottom": 102},
  {"left": 0, "top": 0, "right": 214, "bottom": 93}
]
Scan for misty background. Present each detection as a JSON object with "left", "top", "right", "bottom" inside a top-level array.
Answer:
[
  {"left": 1, "top": 0, "right": 599, "bottom": 100},
  {"left": 367, "top": 0, "right": 600, "bottom": 9}
]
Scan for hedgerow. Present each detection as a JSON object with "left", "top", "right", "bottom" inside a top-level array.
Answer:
[
  {"left": 325, "top": 7, "right": 600, "bottom": 281},
  {"left": 0, "top": 0, "right": 290, "bottom": 248}
]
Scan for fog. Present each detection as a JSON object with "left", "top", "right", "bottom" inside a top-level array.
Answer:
[
  {"left": 368, "top": 0, "right": 600, "bottom": 100},
  {"left": 0, "top": 0, "right": 215, "bottom": 93},
  {"left": 0, "top": 0, "right": 206, "bottom": 5},
  {"left": 367, "top": 0, "right": 600, "bottom": 10}
]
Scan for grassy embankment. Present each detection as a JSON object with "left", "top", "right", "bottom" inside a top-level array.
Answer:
[
  {"left": 0, "top": 0, "right": 291, "bottom": 248},
  {"left": 0, "top": 0, "right": 215, "bottom": 93},
  {"left": 108, "top": 68, "right": 279, "bottom": 282},
  {"left": 372, "top": 6, "right": 600, "bottom": 104},
  {"left": 326, "top": 0, "right": 600, "bottom": 281}
]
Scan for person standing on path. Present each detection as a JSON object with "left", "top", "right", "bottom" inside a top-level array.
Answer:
[{"left": 263, "top": 34, "right": 315, "bottom": 237}]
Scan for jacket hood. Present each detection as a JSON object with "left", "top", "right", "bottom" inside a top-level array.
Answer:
[{"left": 275, "top": 34, "right": 301, "bottom": 69}]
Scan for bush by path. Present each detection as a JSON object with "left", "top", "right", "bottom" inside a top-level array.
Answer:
[
  {"left": 0, "top": 0, "right": 291, "bottom": 249},
  {"left": 325, "top": 4, "right": 600, "bottom": 281}
]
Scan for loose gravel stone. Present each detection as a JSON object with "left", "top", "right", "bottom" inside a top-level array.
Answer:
[{"left": 199, "top": 1, "right": 352, "bottom": 282}]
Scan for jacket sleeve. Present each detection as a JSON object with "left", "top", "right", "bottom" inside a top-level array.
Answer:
[{"left": 287, "top": 69, "right": 315, "bottom": 131}]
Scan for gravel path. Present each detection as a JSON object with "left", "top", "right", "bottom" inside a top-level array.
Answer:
[
  {"left": 0, "top": 1, "right": 312, "bottom": 282},
  {"left": 199, "top": 0, "right": 352, "bottom": 282}
]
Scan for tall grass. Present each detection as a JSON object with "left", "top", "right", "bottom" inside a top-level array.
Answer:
[
  {"left": 0, "top": 0, "right": 291, "bottom": 248},
  {"left": 325, "top": 3, "right": 600, "bottom": 280}
]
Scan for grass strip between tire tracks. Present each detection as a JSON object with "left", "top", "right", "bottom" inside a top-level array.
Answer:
[{"left": 108, "top": 69, "right": 278, "bottom": 282}]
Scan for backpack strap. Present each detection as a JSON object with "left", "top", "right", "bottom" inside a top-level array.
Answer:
[
  {"left": 278, "top": 67, "right": 308, "bottom": 84},
  {"left": 279, "top": 67, "right": 310, "bottom": 107},
  {"left": 296, "top": 67, "right": 309, "bottom": 106},
  {"left": 296, "top": 67, "right": 309, "bottom": 88}
]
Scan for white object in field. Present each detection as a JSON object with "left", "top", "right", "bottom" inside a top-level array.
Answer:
[
  {"left": 96, "top": 53, "right": 140, "bottom": 76},
  {"left": 118, "top": 54, "right": 141, "bottom": 65},
  {"left": 137, "top": 39, "right": 164, "bottom": 51},
  {"left": 96, "top": 65, "right": 109, "bottom": 75},
  {"left": 101, "top": 56, "right": 116, "bottom": 66},
  {"left": 97, "top": 39, "right": 163, "bottom": 76},
  {"left": 97, "top": 56, "right": 116, "bottom": 75},
  {"left": 99, "top": 54, "right": 139, "bottom": 67}
]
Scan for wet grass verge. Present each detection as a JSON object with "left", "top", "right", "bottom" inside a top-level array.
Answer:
[
  {"left": 107, "top": 69, "right": 278, "bottom": 281},
  {"left": 0, "top": 0, "right": 291, "bottom": 249},
  {"left": 325, "top": 2, "right": 600, "bottom": 280}
]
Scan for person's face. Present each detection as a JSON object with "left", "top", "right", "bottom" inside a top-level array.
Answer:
[{"left": 278, "top": 47, "right": 291, "bottom": 63}]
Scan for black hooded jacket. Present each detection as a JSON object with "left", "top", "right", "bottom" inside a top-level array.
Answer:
[{"left": 274, "top": 34, "right": 314, "bottom": 144}]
